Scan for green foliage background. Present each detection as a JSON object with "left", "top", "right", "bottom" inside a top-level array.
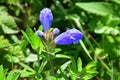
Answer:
[{"left": 0, "top": 0, "right": 120, "bottom": 80}]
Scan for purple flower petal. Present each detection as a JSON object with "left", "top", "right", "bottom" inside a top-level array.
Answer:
[
  {"left": 54, "top": 29, "right": 83, "bottom": 45},
  {"left": 40, "top": 8, "right": 53, "bottom": 32}
]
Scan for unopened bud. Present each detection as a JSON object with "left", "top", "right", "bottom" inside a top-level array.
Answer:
[
  {"left": 53, "top": 28, "right": 60, "bottom": 36},
  {"left": 36, "top": 30, "right": 44, "bottom": 38}
]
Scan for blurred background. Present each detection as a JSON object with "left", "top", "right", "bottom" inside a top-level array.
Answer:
[{"left": 0, "top": 0, "right": 120, "bottom": 80}]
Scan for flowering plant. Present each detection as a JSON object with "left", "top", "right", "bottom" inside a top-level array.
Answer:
[
  {"left": 36, "top": 8, "right": 83, "bottom": 45},
  {"left": 35, "top": 8, "right": 83, "bottom": 76}
]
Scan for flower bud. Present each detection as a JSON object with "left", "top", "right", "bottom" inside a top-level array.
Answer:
[
  {"left": 39, "top": 8, "right": 53, "bottom": 32},
  {"left": 36, "top": 30, "right": 44, "bottom": 38},
  {"left": 52, "top": 28, "right": 60, "bottom": 36}
]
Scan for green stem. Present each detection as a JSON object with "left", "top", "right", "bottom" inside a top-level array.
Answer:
[
  {"left": 111, "top": 61, "right": 114, "bottom": 80},
  {"left": 37, "top": 47, "right": 48, "bottom": 74},
  {"left": 49, "top": 54, "right": 55, "bottom": 76},
  {"left": 43, "top": 38, "right": 56, "bottom": 76},
  {"left": 10, "top": 52, "right": 14, "bottom": 71},
  {"left": 38, "top": 59, "right": 48, "bottom": 73},
  {"left": 98, "top": 58, "right": 110, "bottom": 72},
  {"left": 37, "top": 48, "right": 41, "bottom": 73},
  {"left": 74, "top": 18, "right": 94, "bottom": 51},
  {"left": 80, "top": 40, "right": 93, "bottom": 60},
  {"left": 46, "top": 44, "right": 55, "bottom": 76}
]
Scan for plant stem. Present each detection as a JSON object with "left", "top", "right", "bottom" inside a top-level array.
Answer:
[
  {"left": 80, "top": 40, "right": 93, "bottom": 60},
  {"left": 37, "top": 48, "right": 40, "bottom": 73},
  {"left": 49, "top": 54, "right": 55, "bottom": 76},
  {"left": 44, "top": 41, "right": 55, "bottom": 76},
  {"left": 38, "top": 59, "right": 48, "bottom": 73},
  {"left": 111, "top": 61, "right": 114, "bottom": 80},
  {"left": 98, "top": 57, "right": 110, "bottom": 72},
  {"left": 10, "top": 52, "right": 14, "bottom": 71}
]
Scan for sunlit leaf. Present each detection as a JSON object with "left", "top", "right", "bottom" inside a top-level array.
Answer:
[
  {"left": 0, "top": 13, "right": 18, "bottom": 34},
  {"left": 25, "top": 54, "right": 38, "bottom": 62},
  {"left": 16, "top": 70, "right": 35, "bottom": 77},
  {"left": 18, "top": 62, "right": 35, "bottom": 72},
  {"left": 77, "top": 57, "right": 82, "bottom": 72},
  {"left": 0, "top": 36, "right": 9, "bottom": 48},
  {"left": 22, "top": 27, "right": 43, "bottom": 51},
  {"left": 55, "top": 54, "right": 71, "bottom": 59},
  {"left": 6, "top": 71, "right": 13, "bottom": 80},
  {"left": 76, "top": 2, "right": 113, "bottom": 16}
]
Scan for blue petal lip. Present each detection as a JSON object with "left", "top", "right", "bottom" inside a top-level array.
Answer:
[
  {"left": 54, "top": 29, "right": 83, "bottom": 45},
  {"left": 39, "top": 8, "right": 53, "bottom": 32},
  {"left": 52, "top": 28, "right": 60, "bottom": 36},
  {"left": 36, "top": 30, "right": 44, "bottom": 38}
]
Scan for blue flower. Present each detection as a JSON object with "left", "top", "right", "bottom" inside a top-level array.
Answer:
[
  {"left": 37, "top": 8, "right": 83, "bottom": 45},
  {"left": 40, "top": 8, "right": 53, "bottom": 32},
  {"left": 54, "top": 29, "right": 82, "bottom": 45}
]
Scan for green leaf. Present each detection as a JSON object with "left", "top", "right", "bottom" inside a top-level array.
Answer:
[
  {"left": 21, "top": 30, "right": 31, "bottom": 43},
  {"left": 0, "top": 65, "right": 4, "bottom": 80},
  {"left": 0, "top": 13, "right": 18, "bottom": 34},
  {"left": 77, "top": 61, "right": 98, "bottom": 80},
  {"left": 80, "top": 40, "right": 93, "bottom": 60},
  {"left": 12, "top": 73, "right": 20, "bottom": 80},
  {"left": 0, "top": 66, "right": 3, "bottom": 73},
  {"left": 35, "top": 74, "right": 43, "bottom": 80},
  {"left": 18, "top": 62, "right": 35, "bottom": 72},
  {"left": 6, "top": 0, "right": 18, "bottom": 5},
  {"left": 38, "top": 60, "right": 48, "bottom": 73},
  {"left": 30, "top": 32, "right": 43, "bottom": 51},
  {"left": 70, "top": 57, "right": 77, "bottom": 73},
  {"left": 0, "top": 36, "right": 9, "bottom": 48},
  {"left": 16, "top": 70, "right": 35, "bottom": 77},
  {"left": 60, "top": 61, "right": 71, "bottom": 70},
  {"left": 84, "top": 61, "right": 97, "bottom": 70},
  {"left": 6, "top": 71, "right": 13, "bottom": 80},
  {"left": 111, "top": 0, "right": 120, "bottom": 4},
  {"left": 4, "top": 54, "right": 20, "bottom": 63},
  {"left": 0, "top": 6, "right": 7, "bottom": 14},
  {"left": 77, "top": 57, "right": 82, "bottom": 72},
  {"left": 95, "top": 26, "right": 120, "bottom": 35},
  {"left": 55, "top": 54, "right": 71, "bottom": 59},
  {"left": 76, "top": 2, "right": 113, "bottom": 16},
  {"left": 53, "top": 48, "right": 61, "bottom": 54},
  {"left": 25, "top": 54, "right": 38, "bottom": 63},
  {"left": 0, "top": 65, "right": 8, "bottom": 80},
  {"left": 1, "top": 24, "right": 18, "bottom": 34},
  {"left": 22, "top": 27, "right": 43, "bottom": 51},
  {"left": 57, "top": 60, "right": 71, "bottom": 74}
]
